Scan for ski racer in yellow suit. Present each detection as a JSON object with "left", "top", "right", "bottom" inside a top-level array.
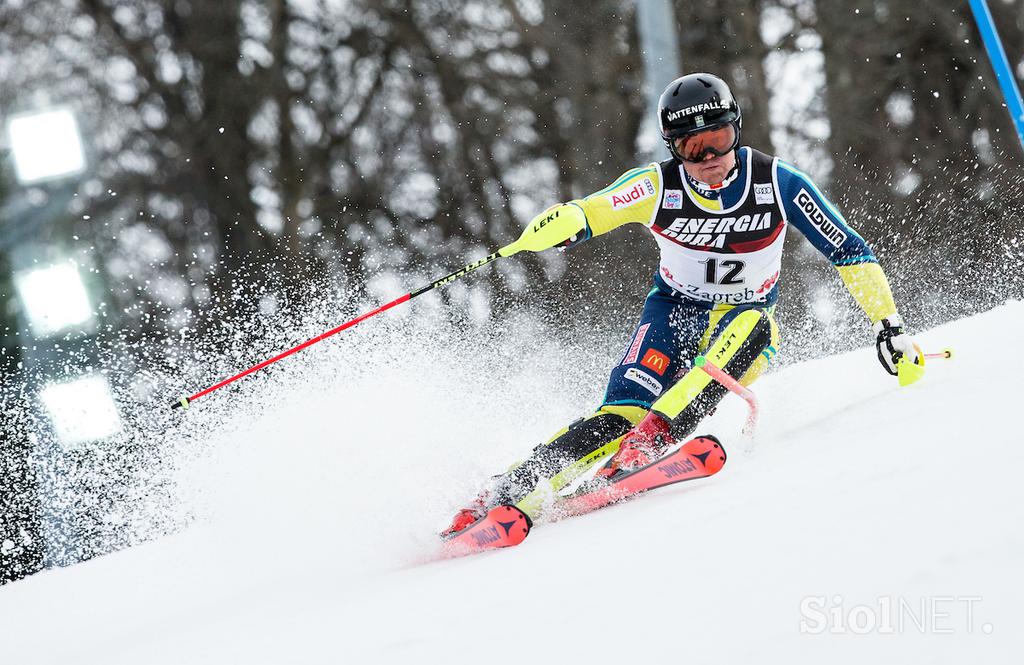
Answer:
[{"left": 442, "top": 73, "right": 920, "bottom": 536}]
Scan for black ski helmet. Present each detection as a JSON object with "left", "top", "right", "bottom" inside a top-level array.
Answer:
[{"left": 659, "top": 73, "right": 742, "bottom": 162}]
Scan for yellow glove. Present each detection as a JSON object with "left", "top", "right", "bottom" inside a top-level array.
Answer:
[{"left": 507, "top": 203, "right": 590, "bottom": 255}]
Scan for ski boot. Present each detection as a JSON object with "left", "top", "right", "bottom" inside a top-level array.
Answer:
[
  {"left": 440, "top": 493, "right": 491, "bottom": 538},
  {"left": 595, "top": 411, "right": 676, "bottom": 481}
]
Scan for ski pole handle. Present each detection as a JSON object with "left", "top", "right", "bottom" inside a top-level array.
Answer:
[{"left": 923, "top": 348, "right": 954, "bottom": 361}]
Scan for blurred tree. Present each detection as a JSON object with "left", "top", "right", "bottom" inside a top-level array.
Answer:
[
  {"left": 814, "top": 0, "right": 1024, "bottom": 325},
  {"left": 0, "top": 80, "right": 42, "bottom": 585},
  {"left": 0, "top": 0, "right": 650, "bottom": 338},
  {"left": 674, "top": 0, "right": 776, "bottom": 154},
  {"left": 0, "top": 169, "right": 44, "bottom": 583}
]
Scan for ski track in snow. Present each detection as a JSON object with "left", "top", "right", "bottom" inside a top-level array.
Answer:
[{"left": 1, "top": 301, "right": 1022, "bottom": 664}]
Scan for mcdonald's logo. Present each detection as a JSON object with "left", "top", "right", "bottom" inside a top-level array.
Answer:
[{"left": 641, "top": 348, "right": 670, "bottom": 376}]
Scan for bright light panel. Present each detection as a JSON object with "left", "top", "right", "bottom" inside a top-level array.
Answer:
[
  {"left": 7, "top": 108, "right": 86, "bottom": 184},
  {"left": 39, "top": 374, "right": 122, "bottom": 448},
  {"left": 13, "top": 262, "right": 94, "bottom": 337}
]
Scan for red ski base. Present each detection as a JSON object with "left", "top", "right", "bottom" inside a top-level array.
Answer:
[
  {"left": 556, "top": 435, "right": 727, "bottom": 518},
  {"left": 439, "top": 505, "right": 531, "bottom": 558}
]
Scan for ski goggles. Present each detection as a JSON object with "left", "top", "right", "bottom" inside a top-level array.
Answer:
[{"left": 673, "top": 124, "right": 739, "bottom": 163}]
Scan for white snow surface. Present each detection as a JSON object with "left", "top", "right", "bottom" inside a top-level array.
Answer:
[{"left": 2, "top": 301, "right": 1022, "bottom": 664}]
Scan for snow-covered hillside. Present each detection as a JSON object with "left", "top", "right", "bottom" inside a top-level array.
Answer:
[{"left": 1, "top": 302, "right": 1021, "bottom": 664}]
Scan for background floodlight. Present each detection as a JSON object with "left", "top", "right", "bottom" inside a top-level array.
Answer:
[
  {"left": 6, "top": 108, "right": 86, "bottom": 184},
  {"left": 13, "top": 262, "right": 95, "bottom": 337},
  {"left": 39, "top": 374, "right": 122, "bottom": 448}
]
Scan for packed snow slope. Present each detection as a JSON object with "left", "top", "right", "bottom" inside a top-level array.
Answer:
[{"left": 2, "top": 301, "right": 1022, "bottom": 664}]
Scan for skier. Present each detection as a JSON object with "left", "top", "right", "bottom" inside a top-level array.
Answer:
[{"left": 443, "top": 72, "right": 919, "bottom": 537}]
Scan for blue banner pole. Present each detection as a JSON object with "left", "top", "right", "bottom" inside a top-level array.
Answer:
[{"left": 968, "top": 0, "right": 1024, "bottom": 153}]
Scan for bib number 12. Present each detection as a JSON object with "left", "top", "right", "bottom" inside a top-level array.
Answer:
[{"left": 702, "top": 258, "right": 746, "bottom": 285}]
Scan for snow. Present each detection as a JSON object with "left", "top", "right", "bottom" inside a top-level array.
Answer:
[{"left": 2, "top": 301, "right": 1022, "bottom": 664}]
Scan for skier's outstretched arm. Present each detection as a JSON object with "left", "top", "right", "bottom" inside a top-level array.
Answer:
[
  {"left": 777, "top": 161, "right": 919, "bottom": 375},
  {"left": 522, "top": 164, "right": 663, "bottom": 250}
]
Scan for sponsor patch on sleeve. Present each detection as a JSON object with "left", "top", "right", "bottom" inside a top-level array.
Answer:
[
  {"left": 608, "top": 177, "right": 656, "bottom": 210},
  {"left": 624, "top": 367, "right": 663, "bottom": 396},
  {"left": 793, "top": 188, "right": 848, "bottom": 248}
]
